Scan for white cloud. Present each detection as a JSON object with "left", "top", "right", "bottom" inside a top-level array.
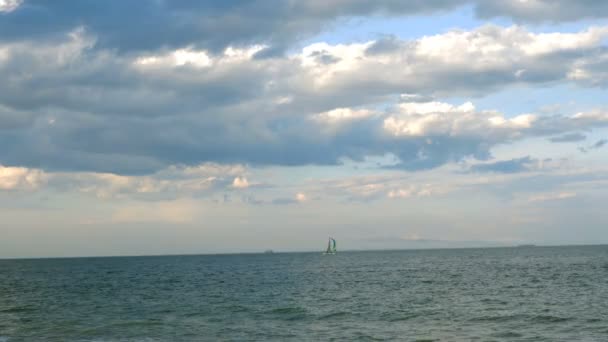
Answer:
[
  {"left": 387, "top": 184, "right": 446, "bottom": 199},
  {"left": 295, "top": 192, "right": 308, "bottom": 202},
  {"left": 0, "top": 0, "right": 21, "bottom": 12},
  {"left": 232, "top": 176, "right": 250, "bottom": 189},
  {"left": 1, "top": 23, "right": 608, "bottom": 174},
  {"left": 135, "top": 48, "right": 212, "bottom": 68},
  {"left": 0, "top": 165, "right": 47, "bottom": 190},
  {"left": 133, "top": 45, "right": 266, "bottom": 69},
  {"left": 292, "top": 25, "right": 608, "bottom": 99},
  {"left": 312, "top": 107, "right": 377, "bottom": 124},
  {"left": 528, "top": 192, "right": 576, "bottom": 202},
  {"left": 33, "top": 163, "right": 251, "bottom": 200},
  {"left": 382, "top": 100, "right": 538, "bottom": 139}
]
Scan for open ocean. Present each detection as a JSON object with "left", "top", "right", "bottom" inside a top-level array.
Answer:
[{"left": 1, "top": 246, "right": 608, "bottom": 341}]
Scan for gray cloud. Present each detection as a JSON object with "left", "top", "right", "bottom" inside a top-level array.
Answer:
[
  {"left": 2, "top": 1, "right": 606, "bottom": 57},
  {"left": 0, "top": 0, "right": 470, "bottom": 53},
  {"left": 549, "top": 133, "right": 587, "bottom": 143},
  {"left": 579, "top": 139, "right": 608, "bottom": 153},
  {"left": 1, "top": 5, "right": 608, "bottom": 175},
  {"left": 476, "top": 0, "right": 608, "bottom": 23},
  {"left": 470, "top": 156, "right": 538, "bottom": 174}
]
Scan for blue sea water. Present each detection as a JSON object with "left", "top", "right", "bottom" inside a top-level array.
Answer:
[{"left": 1, "top": 246, "right": 608, "bottom": 341}]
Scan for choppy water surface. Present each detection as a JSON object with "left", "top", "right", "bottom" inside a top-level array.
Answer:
[{"left": 2, "top": 246, "right": 608, "bottom": 341}]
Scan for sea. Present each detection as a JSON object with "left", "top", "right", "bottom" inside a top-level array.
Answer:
[{"left": 1, "top": 246, "right": 608, "bottom": 341}]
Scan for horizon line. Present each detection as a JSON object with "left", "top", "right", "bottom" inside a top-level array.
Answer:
[{"left": 2, "top": 243, "right": 607, "bottom": 261}]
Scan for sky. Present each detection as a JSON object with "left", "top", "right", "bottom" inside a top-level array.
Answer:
[{"left": 1, "top": 0, "right": 607, "bottom": 258}]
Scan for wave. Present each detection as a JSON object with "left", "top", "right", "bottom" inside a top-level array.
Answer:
[
  {"left": 106, "top": 320, "right": 163, "bottom": 328},
  {"left": 318, "top": 311, "right": 350, "bottom": 320},
  {"left": 387, "top": 313, "right": 421, "bottom": 322},
  {"left": 471, "top": 314, "right": 572, "bottom": 324},
  {"left": 492, "top": 331, "right": 523, "bottom": 338},
  {"left": 268, "top": 306, "right": 307, "bottom": 314},
  {"left": 266, "top": 306, "right": 309, "bottom": 321},
  {"left": 0, "top": 306, "right": 36, "bottom": 313},
  {"left": 531, "top": 315, "right": 572, "bottom": 323},
  {"left": 470, "top": 314, "right": 521, "bottom": 322}
]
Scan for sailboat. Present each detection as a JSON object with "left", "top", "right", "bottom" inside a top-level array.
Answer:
[{"left": 323, "top": 237, "right": 337, "bottom": 255}]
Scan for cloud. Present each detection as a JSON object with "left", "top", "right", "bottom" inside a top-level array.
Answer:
[
  {"left": 311, "top": 108, "right": 377, "bottom": 125},
  {"left": 579, "top": 139, "right": 608, "bottom": 153},
  {"left": 1, "top": 20, "right": 608, "bottom": 174},
  {"left": 593, "top": 139, "right": 608, "bottom": 149},
  {"left": 305, "top": 172, "right": 454, "bottom": 202},
  {"left": 386, "top": 185, "right": 445, "bottom": 199},
  {"left": 295, "top": 192, "right": 308, "bottom": 202},
  {"left": 549, "top": 133, "right": 587, "bottom": 143},
  {"left": 0, "top": 164, "right": 46, "bottom": 190},
  {"left": 1, "top": 1, "right": 606, "bottom": 58},
  {"left": 476, "top": 1, "right": 608, "bottom": 23},
  {"left": 470, "top": 156, "right": 538, "bottom": 174},
  {"left": 0, "top": 1, "right": 470, "bottom": 53},
  {"left": 232, "top": 176, "right": 250, "bottom": 189},
  {"left": 0, "top": 0, "right": 21, "bottom": 12},
  {"left": 271, "top": 192, "right": 308, "bottom": 205},
  {"left": 527, "top": 192, "right": 576, "bottom": 203},
  {"left": 0, "top": 162, "right": 250, "bottom": 201}
]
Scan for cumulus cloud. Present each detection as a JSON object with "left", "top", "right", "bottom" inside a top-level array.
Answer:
[
  {"left": 0, "top": 165, "right": 46, "bottom": 190},
  {"left": 0, "top": 0, "right": 21, "bottom": 12},
  {"left": 1, "top": 1, "right": 606, "bottom": 57},
  {"left": 312, "top": 108, "right": 377, "bottom": 125},
  {"left": 1, "top": 11, "right": 608, "bottom": 175},
  {"left": 0, "top": 162, "right": 250, "bottom": 201},
  {"left": 232, "top": 177, "right": 250, "bottom": 189}
]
